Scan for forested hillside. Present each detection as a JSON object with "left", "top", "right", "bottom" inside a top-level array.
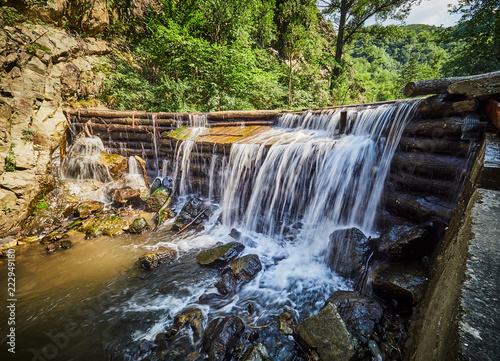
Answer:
[{"left": 2, "top": 0, "right": 497, "bottom": 111}]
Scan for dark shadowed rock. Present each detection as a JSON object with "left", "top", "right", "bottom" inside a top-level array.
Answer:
[
  {"left": 377, "top": 224, "right": 429, "bottom": 261},
  {"left": 175, "top": 196, "right": 212, "bottom": 229},
  {"left": 294, "top": 303, "right": 361, "bottom": 361},
  {"left": 372, "top": 262, "right": 427, "bottom": 308},
  {"left": 60, "top": 240, "right": 72, "bottom": 249},
  {"left": 197, "top": 242, "right": 245, "bottom": 266},
  {"left": 325, "top": 290, "right": 384, "bottom": 341},
  {"left": 230, "top": 254, "right": 262, "bottom": 281},
  {"left": 139, "top": 246, "right": 177, "bottom": 270},
  {"left": 329, "top": 227, "right": 373, "bottom": 279},
  {"left": 242, "top": 343, "right": 271, "bottom": 361},
  {"left": 128, "top": 217, "right": 150, "bottom": 234},
  {"left": 214, "top": 271, "right": 239, "bottom": 296},
  {"left": 203, "top": 316, "right": 245, "bottom": 361},
  {"left": 229, "top": 228, "right": 241, "bottom": 240},
  {"left": 150, "top": 177, "right": 162, "bottom": 194}
]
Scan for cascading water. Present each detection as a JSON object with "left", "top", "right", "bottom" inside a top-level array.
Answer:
[{"left": 61, "top": 136, "right": 112, "bottom": 183}]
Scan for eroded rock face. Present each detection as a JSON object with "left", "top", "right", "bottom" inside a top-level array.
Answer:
[
  {"left": 294, "top": 303, "right": 361, "bottom": 361},
  {"left": 0, "top": 21, "right": 110, "bottom": 237},
  {"left": 202, "top": 316, "right": 245, "bottom": 361},
  {"left": 138, "top": 246, "right": 177, "bottom": 270}
]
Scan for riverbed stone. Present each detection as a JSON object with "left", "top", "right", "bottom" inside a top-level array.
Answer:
[
  {"left": 175, "top": 196, "right": 210, "bottom": 227},
  {"left": 294, "top": 303, "right": 361, "bottom": 361},
  {"left": 372, "top": 262, "right": 427, "bottom": 308},
  {"left": 197, "top": 242, "right": 245, "bottom": 266},
  {"left": 145, "top": 186, "right": 171, "bottom": 212},
  {"left": 139, "top": 246, "right": 177, "bottom": 270},
  {"left": 230, "top": 254, "right": 262, "bottom": 281},
  {"left": 165, "top": 308, "right": 205, "bottom": 343},
  {"left": 325, "top": 290, "right": 384, "bottom": 341},
  {"left": 128, "top": 217, "right": 150, "bottom": 234},
  {"left": 112, "top": 187, "right": 142, "bottom": 207},
  {"left": 328, "top": 227, "right": 372, "bottom": 279},
  {"left": 80, "top": 212, "right": 127, "bottom": 238},
  {"left": 73, "top": 201, "right": 103, "bottom": 219},
  {"left": 278, "top": 311, "right": 297, "bottom": 335},
  {"left": 242, "top": 343, "right": 271, "bottom": 361},
  {"left": 203, "top": 316, "right": 245, "bottom": 361}
]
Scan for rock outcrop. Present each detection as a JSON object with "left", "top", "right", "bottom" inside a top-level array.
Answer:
[{"left": 0, "top": 22, "right": 110, "bottom": 237}]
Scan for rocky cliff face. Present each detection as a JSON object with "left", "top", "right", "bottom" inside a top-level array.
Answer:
[{"left": 0, "top": 21, "right": 111, "bottom": 237}]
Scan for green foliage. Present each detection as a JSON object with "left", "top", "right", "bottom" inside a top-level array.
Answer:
[
  {"left": 5, "top": 156, "right": 15, "bottom": 172},
  {"left": 443, "top": 0, "right": 500, "bottom": 76},
  {"left": 36, "top": 195, "right": 49, "bottom": 210},
  {"left": 26, "top": 42, "right": 52, "bottom": 55},
  {"left": 0, "top": 6, "right": 23, "bottom": 26},
  {"left": 21, "top": 127, "right": 36, "bottom": 141}
]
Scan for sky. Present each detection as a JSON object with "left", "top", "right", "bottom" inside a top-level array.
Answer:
[{"left": 368, "top": 0, "right": 463, "bottom": 27}]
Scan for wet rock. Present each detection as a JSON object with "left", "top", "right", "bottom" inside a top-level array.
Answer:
[
  {"left": 73, "top": 201, "right": 103, "bottom": 219},
  {"left": 166, "top": 308, "right": 205, "bottom": 343},
  {"left": 242, "top": 343, "right": 271, "bottom": 361},
  {"left": 46, "top": 190, "right": 79, "bottom": 218},
  {"left": 60, "top": 240, "right": 72, "bottom": 249},
  {"left": 128, "top": 217, "right": 150, "bottom": 234},
  {"left": 112, "top": 187, "right": 143, "bottom": 207},
  {"left": 377, "top": 224, "right": 430, "bottom": 261},
  {"left": 294, "top": 303, "right": 361, "bottom": 361},
  {"left": 100, "top": 152, "right": 127, "bottom": 180},
  {"left": 325, "top": 290, "right": 384, "bottom": 341},
  {"left": 80, "top": 212, "right": 127, "bottom": 238},
  {"left": 40, "top": 231, "right": 64, "bottom": 244},
  {"left": 139, "top": 246, "right": 177, "bottom": 270},
  {"left": 372, "top": 262, "right": 428, "bottom": 308},
  {"left": 175, "top": 196, "right": 210, "bottom": 226},
  {"left": 196, "top": 242, "right": 245, "bottom": 266},
  {"left": 16, "top": 236, "right": 39, "bottom": 245},
  {"left": 150, "top": 177, "right": 162, "bottom": 193},
  {"left": 145, "top": 186, "right": 171, "bottom": 212},
  {"left": 329, "top": 227, "right": 373, "bottom": 279},
  {"left": 202, "top": 316, "right": 245, "bottom": 361},
  {"left": 229, "top": 228, "right": 241, "bottom": 240},
  {"left": 230, "top": 254, "right": 262, "bottom": 281},
  {"left": 214, "top": 271, "right": 239, "bottom": 296},
  {"left": 23, "top": 209, "right": 58, "bottom": 236},
  {"left": 278, "top": 311, "right": 297, "bottom": 335},
  {"left": 46, "top": 243, "right": 60, "bottom": 253}
]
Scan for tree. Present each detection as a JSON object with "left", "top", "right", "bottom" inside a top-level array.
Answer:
[
  {"left": 444, "top": 0, "right": 500, "bottom": 76},
  {"left": 318, "top": 0, "right": 420, "bottom": 78}
]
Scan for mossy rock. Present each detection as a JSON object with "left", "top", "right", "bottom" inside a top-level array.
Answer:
[
  {"left": 73, "top": 201, "right": 103, "bottom": 219},
  {"left": 100, "top": 152, "right": 127, "bottom": 180},
  {"left": 196, "top": 242, "right": 245, "bottom": 266},
  {"left": 128, "top": 217, "right": 150, "bottom": 234},
  {"left": 145, "top": 187, "right": 171, "bottom": 212},
  {"left": 80, "top": 213, "right": 128, "bottom": 239},
  {"left": 139, "top": 246, "right": 177, "bottom": 270}
]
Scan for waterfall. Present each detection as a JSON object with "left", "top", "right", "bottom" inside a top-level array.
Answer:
[
  {"left": 218, "top": 102, "right": 418, "bottom": 238},
  {"left": 61, "top": 136, "right": 112, "bottom": 183}
]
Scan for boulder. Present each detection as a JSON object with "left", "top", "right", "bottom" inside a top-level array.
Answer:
[
  {"left": 80, "top": 212, "right": 127, "bottom": 238},
  {"left": 325, "top": 291, "right": 384, "bottom": 341},
  {"left": 175, "top": 196, "right": 210, "bottom": 227},
  {"left": 145, "top": 186, "right": 171, "bottom": 213},
  {"left": 202, "top": 316, "right": 245, "bottom": 361},
  {"left": 100, "top": 152, "right": 127, "bottom": 180},
  {"left": 73, "top": 201, "right": 103, "bottom": 219},
  {"left": 112, "top": 187, "right": 142, "bottom": 207},
  {"left": 242, "top": 343, "right": 271, "bottom": 361},
  {"left": 128, "top": 217, "right": 150, "bottom": 234},
  {"left": 377, "top": 224, "right": 429, "bottom": 261},
  {"left": 165, "top": 308, "right": 205, "bottom": 343},
  {"left": 214, "top": 271, "right": 239, "bottom": 296},
  {"left": 230, "top": 254, "right": 262, "bottom": 281},
  {"left": 372, "top": 262, "right": 428, "bottom": 308},
  {"left": 196, "top": 242, "right": 245, "bottom": 266},
  {"left": 294, "top": 303, "right": 361, "bottom": 361},
  {"left": 328, "top": 227, "right": 372, "bottom": 279},
  {"left": 139, "top": 247, "right": 177, "bottom": 270}
]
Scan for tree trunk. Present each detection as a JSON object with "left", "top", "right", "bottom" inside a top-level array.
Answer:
[
  {"left": 332, "top": 0, "right": 347, "bottom": 80},
  {"left": 404, "top": 70, "right": 500, "bottom": 97},
  {"left": 447, "top": 73, "right": 500, "bottom": 98}
]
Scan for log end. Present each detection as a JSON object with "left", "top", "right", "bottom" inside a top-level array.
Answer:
[{"left": 404, "top": 82, "right": 416, "bottom": 98}]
